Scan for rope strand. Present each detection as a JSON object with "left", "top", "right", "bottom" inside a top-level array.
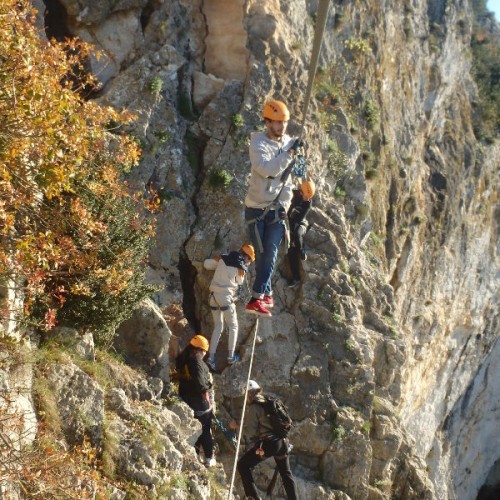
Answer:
[
  {"left": 226, "top": 3, "right": 331, "bottom": 496},
  {"left": 227, "top": 317, "right": 260, "bottom": 499},
  {"left": 299, "top": 0, "right": 331, "bottom": 139}
]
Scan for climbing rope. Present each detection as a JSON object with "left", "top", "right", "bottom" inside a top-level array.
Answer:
[
  {"left": 299, "top": 0, "right": 331, "bottom": 139},
  {"left": 280, "top": 0, "right": 331, "bottom": 185},
  {"left": 227, "top": 317, "right": 260, "bottom": 499},
  {"left": 226, "top": 3, "right": 331, "bottom": 497}
]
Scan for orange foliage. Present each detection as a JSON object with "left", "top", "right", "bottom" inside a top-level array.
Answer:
[{"left": 0, "top": 0, "right": 155, "bottom": 334}]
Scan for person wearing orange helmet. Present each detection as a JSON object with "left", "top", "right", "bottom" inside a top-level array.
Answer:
[
  {"left": 203, "top": 244, "right": 255, "bottom": 370},
  {"left": 287, "top": 179, "right": 315, "bottom": 287},
  {"left": 244, "top": 99, "right": 303, "bottom": 316},
  {"left": 175, "top": 334, "right": 216, "bottom": 467}
]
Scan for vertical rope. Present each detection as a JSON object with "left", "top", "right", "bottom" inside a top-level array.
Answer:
[
  {"left": 299, "top": 0, "right": 331, "bottom": 138},
  {"left": 226, "top": 4, "right": 331, "bottom": 497},
  {"left": 279, "top": 0, "right": 331, "bottom": 185},
  {"left": 227, "top": 317, "right": 260, "bottom": 499}
]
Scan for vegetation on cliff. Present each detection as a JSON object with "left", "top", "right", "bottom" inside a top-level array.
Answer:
[
  {"left": 0, "top": 0, "right": 155, "bottom": 342},
  {"left": 471, "top": 0, "right": 500, "bottom": 141}
]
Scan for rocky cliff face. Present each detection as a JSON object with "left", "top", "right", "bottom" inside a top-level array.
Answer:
[{"left": 4, "top": 0, "right": 499, "bottom": 498}]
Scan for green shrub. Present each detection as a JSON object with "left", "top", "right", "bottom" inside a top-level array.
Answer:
[
  {"left": 148, "top": 76, "right": 163, "bottom": 94},
  {"left": 470, "top": 32, "right": 500, "bottom": 140},
  {"left": 334, "top": 186, "right": 346, "bottom": 199},
  {"left": 154, "top": 130, "right": 170, "bottom": 144},
  {"left": 413, "top": 213, "right": 427, "bottom": 225},
  {"left": 45, "top": 193, "right": 156, "bottom": 346},
  {"left": 345, "top": 38, "right": 372, "bottom": 55},
  {"left": 363, "top": 99, "right": 379, "bottom": 129},
  {"left": 334, "top": 12, "right": 345, "bottom": 28},
  {"left": 365, "top": 168, "right": 379, "bottom": 180},
  {"left": 232, "top": 113, "right": 245, "bottom": 128},
  {"left": 209, "top": 168, "right": 233, "bottom": 189},
  {"left": 333, "top": 424, "right": 346, "bottom": 442},
  {"left": 369, "top": 232, "right": 383, "bottom": 247}
]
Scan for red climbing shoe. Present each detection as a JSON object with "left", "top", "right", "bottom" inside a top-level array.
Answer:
[
  {"left": 245, "top": 299, "right": 272, "bottom": 317},
  {"left": 262, "top": 295, "right": 274, "bottom": 308}
]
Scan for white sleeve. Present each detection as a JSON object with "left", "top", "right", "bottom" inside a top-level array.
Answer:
[{"left": 203, "top": 259, "right": 218, "bottom": 271}]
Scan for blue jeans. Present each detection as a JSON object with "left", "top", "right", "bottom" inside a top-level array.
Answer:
[{"left": 245, "top": 206, "right": 285, "bottom": 298}]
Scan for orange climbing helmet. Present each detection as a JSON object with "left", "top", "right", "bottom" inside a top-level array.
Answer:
[
  {"left": 190, "top": 334, "right": 209, "bottom": 351},
  {"left": 241, "top": 243, "right": 256, "bottom": 262},
  {"left": 262, "top": 99, "right": 290, "bottom": 121},
  {"left": 300, "top": 179, "right": 316, "bottom": 201}
]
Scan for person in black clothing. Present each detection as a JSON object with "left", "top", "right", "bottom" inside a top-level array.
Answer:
[
  {"left": 176, "top": 334, "right": 216, "bottom": 467},
  {"left": 287, "top": 179, "right": 315, "bottom": 287},
  {"left": 231, "top": 380, "right": 298, "bottom": 500}
]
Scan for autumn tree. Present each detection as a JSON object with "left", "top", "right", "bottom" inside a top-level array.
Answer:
[{"left": 0, "top": 0, "right": 156, "bottom": 342}]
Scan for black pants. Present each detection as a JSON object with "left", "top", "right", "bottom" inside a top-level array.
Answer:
[
  {"left": 287, "top": 225, "right": 306, "bottom": 281},
  {"left": 195, "top": 410, "right": 214, "bottom": 459},
  {"left": 237, "top": 438, "right": 298, "bottom": 500}
]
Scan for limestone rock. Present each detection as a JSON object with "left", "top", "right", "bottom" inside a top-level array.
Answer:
[
  {"left": 17, "top": 0, "right": 500, "bottom": 498},
  {"left": 192, "top": 71, "right": 225, "bottom": 113},
  {"left": 114, "top": 299, "right": 171, "bottom": 384},
  {"left": 51, "top": 327, "right": 95, "bottom": 361},
  {"left": 75, "top": 10, "right": 143, "bottom": 84},
  {"left": 292, "top": 418, "right": 333, "bottom": 455},
  {"left": 321, "top": 408, "right": 372, "bottom": 498},
  {"left": 45, "top": 363, "right": 104, "bottom": 447}
]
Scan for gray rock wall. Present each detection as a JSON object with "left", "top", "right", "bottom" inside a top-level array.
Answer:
[{"left": 14, "top": 0, "right": 500, "bottom": 498}]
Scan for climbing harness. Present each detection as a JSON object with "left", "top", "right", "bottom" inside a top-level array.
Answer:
[
  {"left": 209, "top": 292, "right": 231, "bottom": 311},
  {"left": 246, "top": 201, "right": 284, "bottom": 254},
  {"left": 227, "top": 317, "right": 260, "bottom": 499}
]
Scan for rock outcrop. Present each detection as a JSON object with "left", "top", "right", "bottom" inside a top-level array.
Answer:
[{"left": 2, "top": 0, "right": 498, "bottom": 498}]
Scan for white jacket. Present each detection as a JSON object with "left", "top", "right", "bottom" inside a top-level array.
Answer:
[
  {"left": 244, "top": 131, "right": 295, "bottom": 211},
  {"left": 204, "top": 257, "right": 245, "bottom": 300}
]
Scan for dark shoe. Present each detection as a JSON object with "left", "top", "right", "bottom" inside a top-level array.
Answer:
[
  {"left": 206, "top": 357, "right": 216, "bottom": 371},
  {"left": 300, "top": 249, "right": 307, "bottom": 261},
  {"left": 287, "top": 279, "right": 301, "bottom": 288}
]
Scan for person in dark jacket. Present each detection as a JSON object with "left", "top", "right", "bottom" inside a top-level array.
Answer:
[
  {"left": 233, "top": 380, "right": 298, "bottom": 500},
  {"left": 287, "top": 179, "right": 315, "bottom": 288},
  {"left": 176, "top": 334, "right": 216, "bottom": 467}
]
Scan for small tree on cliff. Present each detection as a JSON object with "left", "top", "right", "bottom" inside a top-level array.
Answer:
[
  {"left": 0, "top": 0, "right": 158, "bottom": 343},
  {"left": 470, "top": 0, "right": 500, "bottom": 141}
]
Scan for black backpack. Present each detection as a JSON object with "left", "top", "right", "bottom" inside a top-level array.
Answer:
[{"left": 260, "top": 396, "right": 293, "bottom": 438}]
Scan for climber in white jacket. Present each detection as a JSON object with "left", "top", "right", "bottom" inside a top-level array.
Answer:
[{"left": 203, "top": 244, "right": 255, "bottom": 370}]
